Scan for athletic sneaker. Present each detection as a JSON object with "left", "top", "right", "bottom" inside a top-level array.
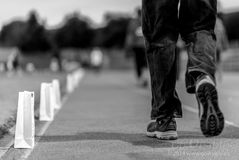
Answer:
[
  {"left": 196, "top": 75, "right": 224, "bottom": 137},
  {"left": 146, "top": 117, "right": 178, "bottom": 140}
]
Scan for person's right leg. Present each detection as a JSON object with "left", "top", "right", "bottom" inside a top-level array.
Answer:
[
  {"left": 179, "top": 0, "right": 224, "bottom": 137},
  {"left": 142, "top": 0, "right": 182, "bottom": 140}
]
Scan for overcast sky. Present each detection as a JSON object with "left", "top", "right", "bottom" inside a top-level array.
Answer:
[
  {"left": 0, "top": 0, "right": 237, "bottom": 28},
  {"left": 0, "top": 0, "right": 140, "bottom": 28}
]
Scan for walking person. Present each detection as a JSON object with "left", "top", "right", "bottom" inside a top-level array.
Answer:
[
  {"left": 142, "top": 0, "right": 224, "bottom": 140},
  {"left": 90, "top": 47, "right": 103, "bottom": 73},
  {"left": 125, "top": 8, "right": 148, "bottom": 87},
  {"left": 214, "top": 3, "right": 229, "bottom": 82}
]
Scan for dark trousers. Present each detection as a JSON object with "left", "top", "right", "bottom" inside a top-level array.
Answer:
[
  {"left": 142, "top": 0, "right": 217, "bottom": 120},
  {"left": 132, "top": 47, "right": 147, "bottom": 79}
]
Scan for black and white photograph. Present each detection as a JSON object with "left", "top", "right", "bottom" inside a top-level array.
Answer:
[{"left": 0, "top": 0, "right": 238, "bottom": 159}]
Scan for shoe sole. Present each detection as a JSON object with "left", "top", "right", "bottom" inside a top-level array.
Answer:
[
  {"left": 197, "top": 83, "right": 224, "bottom": 137},
  {"left": 146, "top": 131, "right": 178, "bottom": 140}
]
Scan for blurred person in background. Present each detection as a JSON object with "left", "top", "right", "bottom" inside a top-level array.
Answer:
[
  {"left": 142, "top": 0, "right": 224, "bottom": 140},
  {"left": 215, "top": 2, "right": 229, "bottom": 82},
  {"left": 7, "top": 48, "right": 19, "bottom": 72},
  {"left": 125, "top": 7, "right": 148, "bottom": 87},
  {"left": 90, "top": 47, "right": 103, "bottom": 73}
]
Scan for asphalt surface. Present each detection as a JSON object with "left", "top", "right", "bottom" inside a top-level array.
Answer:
[{"left": 3, "top": 71, "right": 239, "bottom": 160}]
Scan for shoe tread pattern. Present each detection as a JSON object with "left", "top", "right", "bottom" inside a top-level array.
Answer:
[{"left": 197, "top": 83, "right": 224, "bottom": 137}]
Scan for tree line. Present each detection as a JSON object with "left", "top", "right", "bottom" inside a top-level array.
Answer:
[{"left": 0, "top": 10, "right": 131, "bottom": 54}]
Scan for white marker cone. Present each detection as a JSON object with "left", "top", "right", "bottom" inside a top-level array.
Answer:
[
  {"left": 72, "top": 69, "right": 84, "bottom": 89},
  {"left": 14, "top": 91, "right": 35, "bottom": 148},
  {"left": 52, "top": 79, "right": 61, "bottom": 109},
  {"left": 76, "top": 69, "right": 84, "bottom": 83},
  {"left": 67, "top": 74, "right": 74, "bottom": 93},
  {"left": 72, "top": 73, "right": 78, "bottom": 89},
  {"left": 40, "top": 83, "right": 54, "bottom": 121}
]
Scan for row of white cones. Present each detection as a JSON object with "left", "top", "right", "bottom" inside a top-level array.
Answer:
[{"left": 14, "top": 69, "right": 84, "bottom": 149}]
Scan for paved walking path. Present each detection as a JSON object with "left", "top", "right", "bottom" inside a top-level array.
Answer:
[{"left": 3, "top": 71, "right": 239, "bottom": 160}]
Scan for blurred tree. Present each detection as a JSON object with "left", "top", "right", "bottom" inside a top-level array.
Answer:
[
  {"left": 55, "top": 13, "right": 94, "bottom": 48},
  {"left": 0, "top": 10, "right": 132, "bottom": 51},
  {"left": 0, "top": 21, "right": 26, "bottom": 47},
  {"left": 94, "top": 13, "right": 130, "bottom": 48},
  {"left": 18, "top": 10, "right": 52, "bottom": 53},
  {"left": 92, "top": 27, "right": 104, "bottom": 47}
]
